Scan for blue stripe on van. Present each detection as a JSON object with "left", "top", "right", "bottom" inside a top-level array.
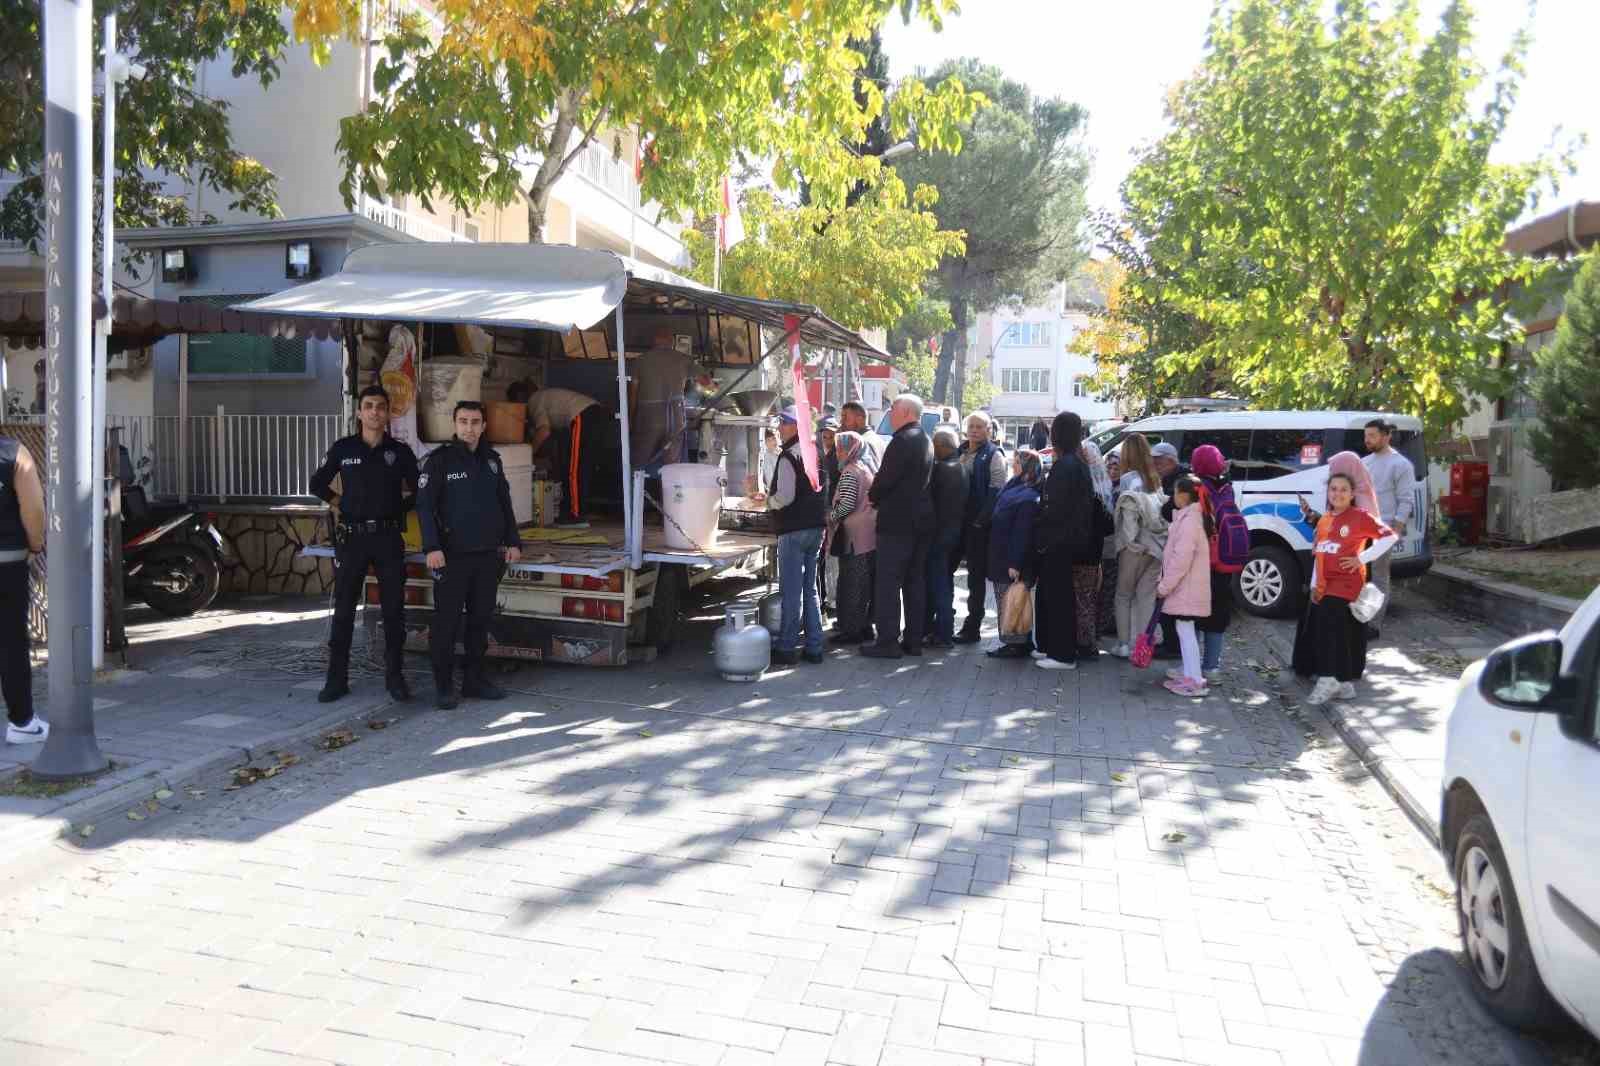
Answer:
[{"left": 1241, "top": 501, "right": 1316, "bottom": 542}]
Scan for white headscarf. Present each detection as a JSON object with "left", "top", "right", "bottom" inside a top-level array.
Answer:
[{"left": 1080, "top": 440, "right": 1114, "bottom": 510}]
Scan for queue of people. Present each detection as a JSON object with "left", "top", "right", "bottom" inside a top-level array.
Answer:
[{"left": 764, "top": 398, "right": 1398, "bottom": 705}]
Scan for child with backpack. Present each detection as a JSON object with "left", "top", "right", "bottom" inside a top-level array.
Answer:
[
  {"left": 1156, "top": 475, "right": 1213, "bottom": 697},
  {"left": 1190, "top": 445, "right": 1246, "bottom": 678}
]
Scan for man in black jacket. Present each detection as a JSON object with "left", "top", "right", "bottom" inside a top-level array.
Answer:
[
  {"left": 417, "top": 402, "right": 524, "bottom": 709},
  {"left": 309, "top": 385, "right": 420, "bottom": 704},
  {"left": 924, "top": 426, "right": 969, "bottom": 648},
  {"left": 862, "top": 395, "right": 935, "bottom": 658}
]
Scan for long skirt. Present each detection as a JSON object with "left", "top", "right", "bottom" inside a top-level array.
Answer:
[
  {"left": 836, "top": 551, "right": 875, "bottom": 638},
  {"left": 1072, "top": 563, "right": 1101, "bottom": 650},
  {"left": 1292, "top": 594, "right": 1367, "bottom": 683},
  {"left": 1033, "top": 551, "right": 1079, "bottom": 664},
  {"left": 1097, "top": 553, "right": 1119, "bottom": 636}
]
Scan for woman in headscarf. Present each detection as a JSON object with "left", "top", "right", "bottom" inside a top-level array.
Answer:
[
  {"left": 1080, "top": 440, "right": 1119, "bottom": 639},
  {"left": 826, "top": 431, "right": 878, "bottom": 644},
  {"left": 1029, "top": 420, "right": 1051, "bottom": 452},
  {"left": 1031, "top": 412, "right": 1106, "bottom": 670},
  {"left": 818, "top": 417, "right": 842, "bottom": 616},
  {"left": 1299, "top": 451, "right": 1381, "bottom": 523},
  {"left": 986, "top": 448, "right": 1043, "bottom": 659},
  {"left": 1190, "top": 444, "right": 1239, "bottom": 677}
]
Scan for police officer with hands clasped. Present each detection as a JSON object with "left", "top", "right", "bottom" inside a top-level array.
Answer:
[
  {"left": 310, "top": 384, "right": 420, "bottom": 704},
  {"left": 416, "top": 401, "right": 523, "bottom": 710}
]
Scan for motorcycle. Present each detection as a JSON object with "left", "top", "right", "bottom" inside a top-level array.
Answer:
[{"left": 122, "top": 486, "right": 227, "bottom": 617}]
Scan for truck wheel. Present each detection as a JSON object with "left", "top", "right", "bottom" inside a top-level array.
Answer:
[
  {"left": 1234, "top": 544, "right": 1302, "bottom": 619},
  {"left": 644, "top": 565, "right": 685, "bottom": 653}
]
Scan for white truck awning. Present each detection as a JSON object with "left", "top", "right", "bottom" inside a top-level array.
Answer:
[{"left": 234, "top": 243, "right": 651, "bottom": 333}]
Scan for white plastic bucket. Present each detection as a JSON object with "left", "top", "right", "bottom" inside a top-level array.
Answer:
[{"left": 660, "top": 463, "right": 724, "bottom": 550}]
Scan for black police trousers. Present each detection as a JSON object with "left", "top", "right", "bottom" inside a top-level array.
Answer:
[
  {"left": 429, "top": 550, "right": 503, "bottom": 686},
  {"left": 1, "top": 562, "right": 34, "bottom": 726},
  {"left": 331, "top": 530, "right": 407, "bottom": 675}
]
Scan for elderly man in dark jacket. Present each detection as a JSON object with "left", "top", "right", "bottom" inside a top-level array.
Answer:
[{"left": 861, "top": 395, "right": 935, "bottom": 658}]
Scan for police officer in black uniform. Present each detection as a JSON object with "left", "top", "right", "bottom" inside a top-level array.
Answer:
[
  {"left": 416, "top": 400, "right": 523, "bottom": 709},
  {"left": 1, "top": 435, "right": 49, "bottom": 745},
  {"left": 309, "top": 385, "right": 420, "bottom": 704}
]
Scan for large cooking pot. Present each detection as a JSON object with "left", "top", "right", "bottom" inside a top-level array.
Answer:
[{"left": 730, "top": 390, "right": 778, "bottom": 416}]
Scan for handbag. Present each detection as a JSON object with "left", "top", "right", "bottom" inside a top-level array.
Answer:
[
  {"left": 1130, "top": 599, "right": 1164, "bottom": 669},
  {"left": 1000, "top": 582, "right": 1035, "bottom": 641},
  {"left": 1350, "top": 581, "right": 1386, "bottom": 624}
]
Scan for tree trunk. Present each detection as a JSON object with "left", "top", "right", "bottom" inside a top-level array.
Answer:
[
  {"left": 932, "top": 331, "right": 955, "bottom": 404},
  {"left": 522, "top": 91, "right": 583, "bottom": 243},
  {"left": 948, "top": 299, "right": 971, "bottom": 408}
]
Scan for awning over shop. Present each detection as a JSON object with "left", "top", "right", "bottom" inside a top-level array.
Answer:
[
  {"left": 0, "top": 289, "right": 339, "bottom": 351},
  {"left": 234, "top": 242, "right": 889, "bottom": 359}
]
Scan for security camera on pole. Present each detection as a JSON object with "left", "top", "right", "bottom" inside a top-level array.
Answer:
[{"left": 33, "top": 0, "right": 108, "bottom": 779}]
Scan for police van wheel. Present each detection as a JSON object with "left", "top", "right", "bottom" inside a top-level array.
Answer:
[
  {"left": 1235, "top": 545, "right": 1301, "bottom": 619},
  {"left": 645, "top": 565, "right": 685, "bottom": 653}
]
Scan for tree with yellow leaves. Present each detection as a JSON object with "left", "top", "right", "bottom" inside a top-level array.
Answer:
[{"left": 274, "top": 0, "right": 981, "bottom": 237}]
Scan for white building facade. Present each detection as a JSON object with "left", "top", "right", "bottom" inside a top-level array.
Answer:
[{"left": 971, "top": 280, "right": 1116, "bottom": 446}]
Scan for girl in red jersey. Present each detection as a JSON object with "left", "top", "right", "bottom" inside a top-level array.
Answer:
[{"left": 1291, "top": 471, "right": 1398, "bottom": 705}]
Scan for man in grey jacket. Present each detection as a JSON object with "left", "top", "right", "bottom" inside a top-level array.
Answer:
[{"left": 1362, "top": 419, "right": 1415, "bottom": 637}]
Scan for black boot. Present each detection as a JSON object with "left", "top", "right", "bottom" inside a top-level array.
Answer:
[
  {"left": 434, "top": 670, "right": 458, "bottom": 710},
  {"left": 386, "top": 673, "right": 413, "bottom": 703},
  {"left": 460, "top": 666, "right": 506, "bottom": 701},
  {"left": 318, "top": 651, "right": 350, "bottom": 703}
]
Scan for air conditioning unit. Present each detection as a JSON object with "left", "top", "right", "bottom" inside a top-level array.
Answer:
[
  {"left": 1486, "top": 483, "right": 1513, "bottom": 539},
  {"left": 1486, "top": 420, "right": 1554, "bottom": 542}
]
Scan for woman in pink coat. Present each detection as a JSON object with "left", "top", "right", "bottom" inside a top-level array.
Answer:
[{"left": 1156, "top": 475, "right": 1213, "bottom": 697}]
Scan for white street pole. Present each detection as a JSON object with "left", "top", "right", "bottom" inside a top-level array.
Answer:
[
  {"left": 91, "top": 11, "right": 115, "bottom": 671},
  {"left": 35, "top": 0, "right": 109, "bottom": 778}
]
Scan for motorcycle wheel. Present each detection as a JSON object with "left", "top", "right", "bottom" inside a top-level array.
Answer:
[{"left": 138, "top": 545, "right": 221, "bottom": 617}]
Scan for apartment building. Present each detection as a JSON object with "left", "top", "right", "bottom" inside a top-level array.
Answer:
[{"left": 969, "top": 278, "right": 1115, "bottom": 445}]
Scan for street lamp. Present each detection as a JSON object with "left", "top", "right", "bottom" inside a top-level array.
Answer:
[{"left": 880, "top": 141, "right": 915, "bottom": 162}]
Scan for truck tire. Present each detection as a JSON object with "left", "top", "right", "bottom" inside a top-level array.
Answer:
[
  {"left": 1234, "top": 544, "right": 1302, "bottom": 619},
  {"left": 644, "top": 564, "right": 685, "bottom": 653}
]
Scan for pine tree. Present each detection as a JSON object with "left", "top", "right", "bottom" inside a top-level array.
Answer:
[{"left": 1529, "top": 250, "right": 1600, "bottom": 490}]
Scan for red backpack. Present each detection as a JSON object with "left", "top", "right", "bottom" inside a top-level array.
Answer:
[{"left": 1201, "top": 480, "right": 1249, "bottom": 574}]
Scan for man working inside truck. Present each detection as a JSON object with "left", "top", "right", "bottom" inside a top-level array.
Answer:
[
  {"left": 510, "top": 382, "right": 609, "bottom": 530},
  {"left": 629, "top": 327, "right": 705, "bottom": 469}
]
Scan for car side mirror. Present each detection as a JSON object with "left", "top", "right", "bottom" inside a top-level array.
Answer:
[{"left": 1479, "top": 633, "right": 1571, "bottom": 711}]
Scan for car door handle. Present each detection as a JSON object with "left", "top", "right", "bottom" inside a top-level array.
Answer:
[{"left": 1549, "top": 885, "right": 1600, "bottom": 958}]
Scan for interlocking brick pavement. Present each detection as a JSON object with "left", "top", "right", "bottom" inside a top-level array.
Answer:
[{"left": 0, "top": 588, "right": 1556, "bottom": 1066}]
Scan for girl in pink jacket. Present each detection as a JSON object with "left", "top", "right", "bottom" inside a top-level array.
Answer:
[{"left": 1157, "top": 475, "right": 1213, "bottom": 697}]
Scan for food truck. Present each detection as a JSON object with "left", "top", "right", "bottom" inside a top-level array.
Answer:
[{"left": 238, "top": 243, "right": 884, "bottom": 667}]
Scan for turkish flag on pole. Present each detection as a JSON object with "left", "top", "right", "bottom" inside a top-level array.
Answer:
[
  {"left": 720, "top": 176, "right": 745, "bottom": 253},
  {"left": 786, "top": 315, "right": 820, "bottom": 491}
]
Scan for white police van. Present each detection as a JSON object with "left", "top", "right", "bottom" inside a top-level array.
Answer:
[{"left": 1093, "top": 411, "right": 1431, "bottom": 618}]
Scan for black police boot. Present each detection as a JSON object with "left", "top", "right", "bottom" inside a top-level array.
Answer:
[
  {"left": 318, "top": 651, "right": 350, "bottom": 703},
  {"left": 433, "top": 670, "right": 458, "bottom": 710},
  {"left": 384, "top": 649, "right": 412, "bottom": 703},
  {"left": 460, "top": 666, "right": 506, "bottom": 701}
]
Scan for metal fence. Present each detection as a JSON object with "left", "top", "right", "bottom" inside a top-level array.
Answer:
[{"left": 108, "top": 411, "right": 346, "bottom": 501}]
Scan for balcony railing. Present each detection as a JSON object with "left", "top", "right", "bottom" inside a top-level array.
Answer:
[{"left": 357, "top": 193, "right": 475, "bottom": 244}]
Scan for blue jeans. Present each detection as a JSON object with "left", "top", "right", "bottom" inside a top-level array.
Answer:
[
  {"left": 778, "top": 526, "right": 825, "bottom": 654},
  {"left": 1203, "top": 631, "right": 1224, "bottom": 672},
  {"left": 926, "top": 530, "right": 961, "bottom": 641}
]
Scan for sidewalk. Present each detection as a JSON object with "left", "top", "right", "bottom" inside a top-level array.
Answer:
[
  {"left": 1, "top": 596, "right": 406, "bottom": 856},
  {"left": 1241, "top": 587, "right": 1506, "bottom": 845}
]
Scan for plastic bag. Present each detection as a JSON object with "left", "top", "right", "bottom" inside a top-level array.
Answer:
[
  {"left": 1131, "top": 599, "right": 1164, "bottom": 669},
  {"left": 1350, "top": 582, "right": 1386, "bottom": 624},
  {"left": 1000, "top": 582, "right": 1034, "bottom": 641}
]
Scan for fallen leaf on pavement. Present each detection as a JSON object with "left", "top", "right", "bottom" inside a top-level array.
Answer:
[
  {"left": 1162, "top": 831, "right": 1187, "bottom": 843},
  {"left": 318, "top": 730, "right": 357, "bottom": 751},
  {"left": 955, "top": 763, "right": 973, "bottom": 773},
  {"left": 1110, "top": 772, "right": 1128, "bottom": 783},
  {"left": 637, "top": 730, "right": 653, "bottom": 738},
  {"left": 126, "top": 810, "right": 145, "bottom": 821},
  {"left": 153, "top": 788, "right": 174, "bottom": 801},
  {"left": 367, "top": 718, "right": 396, "bottom": 731}
]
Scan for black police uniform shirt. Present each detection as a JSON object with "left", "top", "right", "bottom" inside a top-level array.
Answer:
[
  {"left": 415, "top": 438, "right": 521, "bottom": 555},
  {"left": 310, "top": 433, "right": 420, "bottom": 522}
]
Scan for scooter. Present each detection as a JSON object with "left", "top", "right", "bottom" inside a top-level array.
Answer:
[{"left": 120, "top": 468, "right": 228, "bottom": 617}]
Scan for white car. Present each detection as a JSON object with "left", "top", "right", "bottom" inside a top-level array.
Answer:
[{"left": 1441, "top": 588, "right": 1600, "bottom": 1037}]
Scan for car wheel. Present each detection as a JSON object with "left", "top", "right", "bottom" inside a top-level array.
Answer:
[
  {"left": 1454, "top": 812, "right": 1566, "bottom": 1030},
  {"left": 1234, "top": 544, "right": 1302, "bottom": 619}
]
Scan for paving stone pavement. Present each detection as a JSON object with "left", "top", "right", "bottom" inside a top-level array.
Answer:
[{"left": 0, "top": 587, "right": 1563, "bottom": 1066}]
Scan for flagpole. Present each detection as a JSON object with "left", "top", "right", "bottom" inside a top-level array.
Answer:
[{"left": 713, "top": 214, "right": 722, "bottom": 292}]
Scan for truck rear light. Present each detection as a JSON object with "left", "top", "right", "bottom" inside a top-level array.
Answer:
[
  {"left": 404, "top": 586, "right": 426, "bottom": 605},
  {"left": 365, "top": 584, "right": 381, "bottom": 604},
  {"left": 561, "top": 597, "right": 624, "bottom": 622},
  {"left": 405, "top": 563, "right": 428, "bottom": 580},
  {"left": 561, "top": 573, "right": 622, "bottom": 592}
]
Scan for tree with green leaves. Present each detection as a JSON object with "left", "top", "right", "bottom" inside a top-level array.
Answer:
[
  {"left": 0, "top": 0, "right": 286, "bottom": 249},
  {"left": 895, "top": 59, "right": 1091, "bottom": 404},
  {"left": 1528, "top": 249, "right": 1600, "bottom": 490},
  {"left": 1100, "top": 0, "right": 1571, "bottom": 438},
  {"left": 682, "top": 172, "right": 963, "bottom": 332},
  {"left": 298, "top": 0, "right": 980, "bottom": 239}
]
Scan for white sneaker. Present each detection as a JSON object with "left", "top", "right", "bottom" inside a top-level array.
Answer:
[
  {"left": 1305, "top": 677, "right": 1340, "bottom": 706},
  {"left": 1336, "top": 682, "right": 1357, "bottom": 701},
  {"left": 1165, "top": 668, "right": 1185, "bottom": 681},
  {"left": 1109, "top": 643, "right": 1131, "bottom": 659},
  {"left": 1030, "top": 650, "right": 1048, "bottom": 660},
  {"left": 6, "top": 717, "right": 49, "bottom": 745},
  {"left": 1036, "top": 658, "right": 1077, "bottom": 671}
]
